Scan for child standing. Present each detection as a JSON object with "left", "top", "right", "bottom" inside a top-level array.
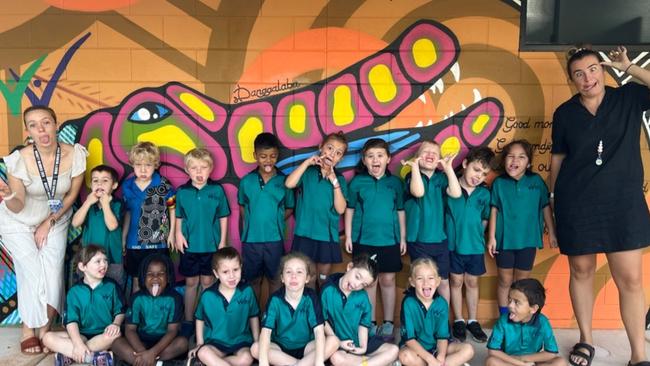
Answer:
[
  {"left": 446, "top": 147, "right": 494, "bottom": 343},
  {"left": 190, "top": 247, "right": 260, "bottom": 366},
  {"left": 402, "top": 140, "right": 461, "bottom": 303},
  {"left": 345, "top": 138, "right": 406, "bottom": 339},
  {"left": 238, "top": 132, "right": 294, "bottom": 301},
  {"left": 175, "top": 148, "right": 230, "bottom": 325},
  {"left": 398, "top": 258, "right": 474, "bottom": 366},
  {"left": 487, "top": 140, "right": 557, "bottom": 315},
  {"left": 486, "top": 278, "right": 566, "bottom": 366},
  {"left": 251, "top": 252, "right": 338, "bottom": 366},
  {"left": 285, "top": 132, "right": 348, "bottom": 288},
  {"left": 112, "top": 253, "right": 188, "bottom": 364},
  {"left": 42, "top": 245, "right": 125, "bottom": 365},
  {"left": 321, "top": 253, "right": 399, "bottom": 366},
  {"left": 71, "top": 164, "right": 125, "bottom": 285},
  {"left": 122, "top": 141, "right": 176, "bottom": 292}
]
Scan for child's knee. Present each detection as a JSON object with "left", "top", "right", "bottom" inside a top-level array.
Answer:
[
  {"left": 329, "top": 350, "right": 347, "bottom": 365},
  {"left": 450, "top": 276, "right": 464, "bottom": 288},
  {"left": 250, "top": 342, "right": 259, "bottom": 358},
  {"left": 378, "top": 274, "right": 396, "bottom": 287},
  {"left": 233, "top": 350, "right": 254, "bottom": 366},
  {"left": 185, "top": 276, "right": 200, "bottom": 288},
  {"left": 398, "top": 347, "right": 418, "bottom": 364}
]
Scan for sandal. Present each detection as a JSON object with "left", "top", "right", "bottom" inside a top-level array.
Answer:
[
  {"left": 19, "top": 336, "right": 42, "bottom": 355},
  {"left": 569, "top": 342, "right": 595, "bottom": 366}
]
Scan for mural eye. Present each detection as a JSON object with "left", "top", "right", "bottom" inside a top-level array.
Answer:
[{"left": 128, "top": 102, "right": 171, "bottom": 123}]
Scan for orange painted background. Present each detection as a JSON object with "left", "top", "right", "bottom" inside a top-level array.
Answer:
[{"left": 0, "top": 0, "right": 649, "bottom": 328}]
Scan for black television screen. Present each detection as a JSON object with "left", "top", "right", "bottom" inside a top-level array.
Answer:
[{"left": 520, "top": 0, "right": 650, "bottom": 51}]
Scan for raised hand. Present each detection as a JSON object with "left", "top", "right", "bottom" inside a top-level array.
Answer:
[
  {"left": 400, "top": 157, "right": 422, "bottom": 169},
  {"left": 602, "top": 46, "right": 631, "bottom": 72},
  {"left": 438, "top": 152, "right": 458, "bottom": 171}
]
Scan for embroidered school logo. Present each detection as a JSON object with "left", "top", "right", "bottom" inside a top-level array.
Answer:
[{"left": 236, "top": 298, "right": 249, "bottom": 305}]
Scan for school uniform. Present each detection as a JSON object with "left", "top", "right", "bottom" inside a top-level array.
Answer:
[
  {"left": 347, "top": 172, "right": 404, "bottom": 273},
  {"left": 446, "top": 185, "right": 491, "bottom": 276},
  {"left": 176, "top": 179, "right": 231, "bottom": 276},
  {"left": 262, "top": 287, "right": 323, "bottom": 359},
  {"left": 195, "top": 282, "right": 260, "bottom": 354},
  {"left": 399, "top": 288, "right": 449, "bottom": 352},
  {"left": 238, "top": 169, "right": 295, "bottom": 281},
  {"left": 320, "top": 273, "right": 386, "bottom": 354},
  {"left": 491, "top": 172, "right": 549, "bottom": 270},
  {"left": 292, "top": 166, "right": 348, "bottom": 264},
  {"left": 487, "top": 312, "right": 559, "bottom": 356},
  {"left": 64, "top": 278, "right": 126, "bottom": 339},
  {"left": 127, "top": 288, "right": 183, "bottom": 347},
  {"left": 404, "top": 171, "right": 450, "bottom": 277},
  {"left": 81, "top": 199, "right": 124, "bottom": 265}
]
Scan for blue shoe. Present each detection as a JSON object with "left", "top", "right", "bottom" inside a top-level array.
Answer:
[
  {"left": 54, "top": 353, "right": 74, "bottom": 366},
  {"left": 92, "top": 351, "right": 114, "bottom": 366},
  {"left": 377, "top": 322, "right": 395, "bottom": 341}
]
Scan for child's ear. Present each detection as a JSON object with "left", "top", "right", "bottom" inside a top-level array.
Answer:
[
  {"left": 212, "top": 269, "right": 219, "bottom": 278},
  {"left": 346, "top": 262, "right": 354, "bottom": 271},
  {"left": 77, "top": 262, "right": 85, "bottom": 273},
  {"left": 530, "top": 303, "right": 540, "bottom": 314},
  {"left": 462, "top": 159, "right": 468, "bottom": 169},
  {"left": 111, "top": 182, "right": 118, "bottom": 190}
]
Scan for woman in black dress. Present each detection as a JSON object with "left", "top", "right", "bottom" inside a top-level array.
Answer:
[{"left": 550, "top": 46, "right": 650, "bottom": 366}]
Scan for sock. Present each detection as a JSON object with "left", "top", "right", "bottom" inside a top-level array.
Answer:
[
  {"left": 319, "top": 274, "right": 327, "bottom": 281},
  {"left": 499, "top": 306, "right": 509, "bottom": 315},
  {"left": 455, "top": 318, "right": 465, "bottom": 323},
  {"left": 468, "top": 319, "right": 477, "bottom": 324},
  {"left": 371, "top": 320, "right": 377, "bottom": 326},
  {"left": 384, "top": 320, "right": 393, "bottom": 325}
]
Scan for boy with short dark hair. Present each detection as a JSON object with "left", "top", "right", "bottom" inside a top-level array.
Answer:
[
  {"left": 72, "top": 164, "right": 125, "bottom": 285},
  {"left": 237, "top": 132, "right": 294, "bottom": 301}
]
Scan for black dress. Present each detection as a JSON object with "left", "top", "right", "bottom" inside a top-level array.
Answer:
[{"left": 551, "top": 82, "right": 650, "bottom": 255}]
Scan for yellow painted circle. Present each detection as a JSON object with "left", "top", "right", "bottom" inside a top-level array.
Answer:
[
  {"left": 288, "top": 104, "right": 306, "bottom": 134},
  {"left": 180, "top": 92, "right": 215, "bottom": 122},
  {"left": 238, "top": 117, "right": 264, "bottom": 163},
  {"left": 412, "top": 38, "right": 437, "bottom": 68},
  {"left": 440, "top": 136, "right": 461, "bottom": 156},
  {"left": 332, "top": 86, "right": 355, "bottom": 126},
  {"left": 368, "top": 64, "right": 397, "bottom": 103},
  {"left": 472, "top": 114, "right": 491, "bottom": 134}
]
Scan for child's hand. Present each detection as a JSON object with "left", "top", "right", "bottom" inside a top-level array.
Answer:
[
  {"left": 306, "top": 155, "right": 322, "bottom": 167},
  {"left": 400, "top": 239, "right": 407, "bottom": 255},
  {"left": 71, "top": 343, "right": 91, "bottom": 363},
  {"left": 438, "top": 152, "right": 458, "bottom": 171},
  {"left": 98, "top": 191, "right": 112, "bottom": 207},
  {"left": 104, "top": 323, "right": 121, "bottom": 338},
  {"left": 86, "top": 192, "right": 99, "bottom": 205},
  {"left": 549, "top": 234, "right": 558, "bottom": 248},
  {"left": 487, "top": 238, "right": 498, "bottom": 258},
  {"left": 351, "top": 345, "right": 367, "bottom": 355},
  {"left": 188, "top": 345, "right": 201, "bottom": 358},
  {"left": 345, "top": 236, "right": 353, "bottom": 254},
  {"left": 133, "top": 349, "right": 157, "bottom": 366},
  {"left": 339, "top": 340, "right": 355, "bottom": 352},
  {"left": 175, "top": 232, "right": 188, "bottom": 253},
  {"left": 218, "top": 240, "right": 226, "bottom": 249},
  {"left": 167, "top": 234, "right": 176, "bottom": 251},
  {"left": 400, "top": 157, "right": 421, "bottom": 170}
]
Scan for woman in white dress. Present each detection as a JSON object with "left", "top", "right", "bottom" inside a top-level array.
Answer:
[{"left": 0, "top": 106, "right": 86, "bottom": 354}]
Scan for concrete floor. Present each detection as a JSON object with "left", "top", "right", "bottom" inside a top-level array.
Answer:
[{"left": 0, "top": 327, "right": 647, "bottom": 365}]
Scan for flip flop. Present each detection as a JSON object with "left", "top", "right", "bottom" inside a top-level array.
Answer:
[
  {"left": 569, "top": 342, "right": 595, "bottom": 366},
  {"left": 19, "top": 336, "right": 42, "bottom": 355}
]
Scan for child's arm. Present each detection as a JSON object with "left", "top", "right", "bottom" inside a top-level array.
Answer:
[
  {"left": 218, "top": 216, "right": 228, "bottom": 249},
  {"left": 66, "top": 322, "right": 92, "bottom": 363},
  {"left": 440, "top": 154, "right": 461, "bottom": 198},
  {"left": 258, "top": 327, "right": 272, "bottom": 366},
  {"left": 104, "top": 313, "right": 124, "bottom": 338},
  {"left": 99, "top": 194, "right": 119, "bottom": 231},
  {"left": 122, "top": 211, "right": 130, "bottom": 252},
  {"left": 285, "top": 156, "right": 319, "bottom": 188},
  {"left": 175, "top": 218, "right": 187, "bottom": 253},
  {"left": 352, "top": 324, "right": 369, "bottom": 354},
  {"left": 543, "top": 205, "right": 558, "bottom": 248},
  {"left": 487, "top": 207, "right": 498, "bottom": 257},
  {"left": 189, "top": 319, "right": 205, "bottom": 358},
  {"left": 435, "top": 338, "right": 449, "bottom": 365},
  {"left": 71, "top": 194, "right": 98, "bottom": 228},
  {"left": 331, "top": 176, "right": 346, "bottom": 215},
  {"left": 402, "top": 158, "right": 425, "bottom": 197},
  {"left": 398, "top": 210, "right": 407, "bottom": 255},
  {"left": 487, "top": 349, "right": 535, "bottom": 366},
  {"left": 249, "top": 316, "right": 260, "bottom": 342},
  {"left": 124, "top": 323, "right": 146, "bottom": 353},
  {"left": 405, "top": 339, "right": 440, "bottom": 365},
  {"left": 313, "top": 324, "right": 326, "bottom": 366},
  {"left": 143, "top": 322, "right": 181, "bottom": 360},
  {"left": 344, "top": 208, "right": 354, "bottom": 254},
  {"left": 167, "top": 206, "right": 176, "bottom": 249}
]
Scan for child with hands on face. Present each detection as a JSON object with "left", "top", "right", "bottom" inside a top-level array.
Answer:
[
  {"left": 72, "top": 165, "right": 125, "bottom": 285},
  {"left": 42, "top": 245, "right": 125, "bottom": 366},
  {"left": 285, "top": 132, "right": 348, "bottom": 288},
  {"left": 402, "top": 140, "right": 461, "bottom": 303},
  {"left": 398, "top": 258, "right": 474, "bottom": 366}
]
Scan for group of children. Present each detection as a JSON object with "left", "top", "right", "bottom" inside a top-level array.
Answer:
[{"left": 45, "top": 131, "right": 568, "bottom": 366}]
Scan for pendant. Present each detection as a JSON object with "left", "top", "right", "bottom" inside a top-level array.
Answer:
[
  {"left": 596, "top": 140, "right": 603, "bottom": 166},
  {"left": 595, "top": 158, "right": 602, "bottom": 166}
]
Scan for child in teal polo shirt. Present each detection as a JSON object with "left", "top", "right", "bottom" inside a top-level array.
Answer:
[
  {"left": 71, "top": 164, "right": 125, "bottom": 286},
  {"left": 286, "top": 131, "right": 349, "bottom": 288},
  {"left": 398, "top": 258, "right": 474, "bottom": 366},
  {"left": 487, "top": 140, "right": 558, "bottom": 315},
  {"left": 238, "top": 132, "right": 294, "bottom": 301},
  {"left": 345, "top": 138, "right": 406, "bottom": 339},
  {"left": 42, "top": 245, "right": 125, "bottom": 366},
  {"left": 486, "top": 278, "right": 566, "bottom": 366},
  {"left": 252, "top": 252, "right": 338, "bottom": 366},
  {"left": 189, "top": 247, "right": 260, "bottom": 366},
  {"left": 112, "top": 253, "right": 188, "bottom": 364},
  {"left": 175, "top": 148, "right": 230, "bottom": 325},
  {"left": 402, "top": 140, "right": 461, "bottom": 304},
  {"left": 446, "top": 147, "right": 494, "bottom": 343},
  {"left": 321, "top": 253, "right": 399, "bottom": 366}
]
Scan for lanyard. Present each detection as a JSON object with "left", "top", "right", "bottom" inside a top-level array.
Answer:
[{"left": 33, "top": 143, "right": 61, "bottom": 200}]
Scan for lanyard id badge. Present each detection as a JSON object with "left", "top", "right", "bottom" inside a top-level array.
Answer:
[{"left": 34, "top": 144, "right": 62, "bottom": 213}]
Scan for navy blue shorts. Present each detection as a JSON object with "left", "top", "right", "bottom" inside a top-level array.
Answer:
[
  {"left": 205, "top": 341, "right": 251, "bottom": 356},
  {"left": 280, "top": 344, "right": 304, "bottom": 359},
  {"left": 292, "top": 235, "right": 342, "bottom": 264},
  {"left": 138, "top": 333, "right": 163, "bottom": 349},
  {"left": 125, "top": 248, "right": 169, "bottom": 277},
  {"left": 449, "top": 252, "right": 486, "bottom": 276},
  {"left": 242, "top": 241, "right": 284, "bottom": 281},
  {"left": 179, "top": 251, "right": 215, "bottom": 277},
  {"left": 353, "top": 243, "right": 402, "bottom": 273},
  {"left": 364, "top": 335, "right": 386, "bottom": 355},
  {"left": 407, "top": 241, "right": 450, "bottom": 279},
  {"left": 495, "top": 247, "right": 537, "bottom": 271}
]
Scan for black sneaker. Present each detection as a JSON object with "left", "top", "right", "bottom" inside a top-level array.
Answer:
[
  {"left": 452, "top": 321, "right": 466, "bottom": 342},
  {"left": 466, "top": 321, "right": 488, "bottom": 343}
]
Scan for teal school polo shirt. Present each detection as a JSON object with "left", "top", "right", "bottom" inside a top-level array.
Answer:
[
  {"left": 194, "top": 282, "right": 260, "bottom": 347},
  {"left": 347, "top": 173, "right": 404, "bottom": 246},
  {"left": 404, "top": 171, "right": 448, "bottom": 243},
  {"left": 262, "top": 287, "right": 324, "bottom": 350},
  {"left": 64, "top": 278, "right": 126, "bottom": 336},
  {"left": 294, "top": 166, "right": 348, "bottom": 242},
  {"left": 82, "top": 199, "right": 124, "bottom": 264},
  {"left": 126, "top": 288, "right": 183, "bottom": 338},
  {"left": 487, "top": 313, "right": 559, "bottom": 355},
  {"left": 399, "top": 289, "right": 449, "bottom": 351},
  {"left": 238, "top": 170, "right": 295, "bottom": 243},
  {"left": 320, "top": 273, "right": 372, "bottom": 347},
  {"left": 176, "top": 180, "right": 231, "bottom": 253},
  {"left": 445, "top": 185, "right": 491, "bottom": 255},
  {"left": 491, "top": 173, "right": 550, "bottom": 250}
]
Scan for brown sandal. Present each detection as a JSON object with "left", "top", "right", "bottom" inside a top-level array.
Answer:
[{"left": 19, "top": 336, "right": 42, "bottom": 355}]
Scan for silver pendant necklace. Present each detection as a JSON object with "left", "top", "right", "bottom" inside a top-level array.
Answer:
[{"left": 596, "top": 140, "right": 603, "bottom": 166}]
